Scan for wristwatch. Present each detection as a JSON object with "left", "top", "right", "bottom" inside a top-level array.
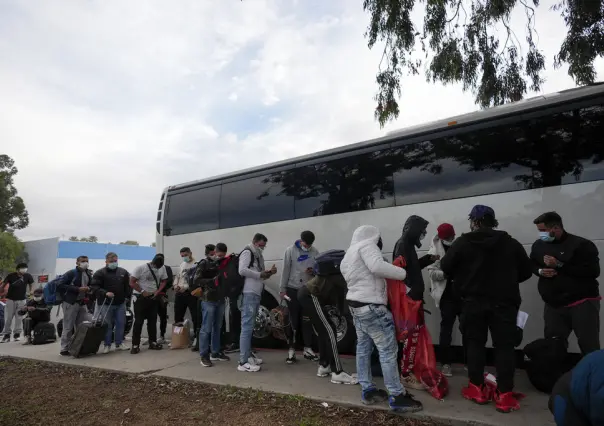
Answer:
[{"left": 555, "top": 261, "right": 564, "bottom": 268}]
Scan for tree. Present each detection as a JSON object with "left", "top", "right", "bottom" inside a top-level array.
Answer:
[
  {"left": 151, "top": 242, "right": 157, "bottom": 247},
  {"left": 0, "top": 155, "right": 29, "bottom": 232},
  {"left": 68, "top": 236, "right": 99, "bottom": 243},
  {"left": 120, "top": 240, "right": 139, "bottom": 246},
  {"left": 68, "top": 236, "right": 79, "bottom": 242},
  {"left": 364, "top": 0, "right": 604, "bottom": 126},
  {"left": 0, "top": 232, "right": 26, "bottom": 276}
]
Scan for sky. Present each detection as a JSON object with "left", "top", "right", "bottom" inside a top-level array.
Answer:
[{"left": 1, "top": 0, "right": 602, "bottom": 246}]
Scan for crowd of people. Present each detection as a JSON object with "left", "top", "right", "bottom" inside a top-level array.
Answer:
[{"left": 0, "top": 206, "right": 601, "bottom": 421}]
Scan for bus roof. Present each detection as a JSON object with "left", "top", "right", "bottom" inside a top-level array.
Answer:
[{"left": 167, "top": 83, "right": 604, "bottom": 193}]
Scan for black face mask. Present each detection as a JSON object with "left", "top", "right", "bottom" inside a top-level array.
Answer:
[{"left": 377, "top": 238, "right": 383, "bottom": 250}]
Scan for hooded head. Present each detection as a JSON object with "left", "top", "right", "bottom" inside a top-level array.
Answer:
[
  {"left": 402, "top": 215, "right": 429, "bottom": 248},
  {"left": 349, "top": 225, "right": 381, "bottom": 248}
]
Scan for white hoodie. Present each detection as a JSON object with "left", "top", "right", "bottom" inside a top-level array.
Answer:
[
  {"left": 426, "top": 234, "right": 448, "bottom": 307},
  {"left": 341, "top": 225, "right": 407, "bottom": 305}
]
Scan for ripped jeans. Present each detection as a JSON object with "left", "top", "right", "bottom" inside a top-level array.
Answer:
[{"left": 350, "top": 304, "right": 405, "bottom": 396}]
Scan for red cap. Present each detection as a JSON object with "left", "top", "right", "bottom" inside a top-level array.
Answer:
[{"left": 437, "top": 223, "right": 455, "bottom": 240}]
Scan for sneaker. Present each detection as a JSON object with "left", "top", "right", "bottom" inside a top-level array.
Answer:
[
  {"left": 389, "top": 392, "right": 423, "bottom": 413},
  {"left": 157, "top": 336, "right": 166, "bottom": 345},
  {"left": 224, "top": 343, "right": 239, "bottom": 354},
  {"left": 200, "top": 356, "right": 213, "bottom": 367},
  {"left": 303, "top": 347, "right": 319, "bottom": 362},
  {"left": 362, "top": 387, "right": 389, "bottom": 405},
  {"left": 115, "top": 344, "right": 130, "bottom": 351},
  {"left": 461, "top": 382, "right": 491, "bottom": 405},
  {"left": 237, "top": 362, "right": 261, "bottom": 372},
  {"left": 286, "top": 348, "right": 297, "bottom": 364},
  {"left": 149, "top": 342, "right": 163, "bottom": 350},
  {"left": 403, "top": 373, "right": 425, "bottom": 391},
  {"left": 495, "top": 390, "right": 521, "bottom": 413},
  {"left": 22, "top": 337, "right": 32, "bottom": 346},
  {"left": 441, "top": 364, "right": 453, "bottom": 377},
  {"left": 60, "top": 350, "right": 70, "bottom": 356},
  {"left": 142, "top": 339, "right": 149, "bottom": 346},
  {"left": 249, "top": 355, "right": 263, "bottom": 365},
  {"left": 13, "top": 333, "right": 20, "bottom": 342},
  {"left": 210, "top": 352, "right": 230, "bottom": 362},
  {"left": 1, "top": 334, "right": 9, "bottom": 343},
  {"left": 130, "top": 345, "right": 140, "bottom": 355},
  {"left": 317, "top": 365, "right": 332, "bottom": 377},
  {"left": 103, "top": 345, "right": 111, "bottom": 354},
  {"left": 330, "top": 371, "right": 358, "bottom": 385}
]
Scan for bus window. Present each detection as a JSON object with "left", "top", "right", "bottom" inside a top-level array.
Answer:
[{"left": 164, "top": 185, "right": 220, "bottom": 235}]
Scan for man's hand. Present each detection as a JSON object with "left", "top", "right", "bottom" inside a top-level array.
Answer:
[
  {"left": 541, "top": 268, "right": 558, "bottom": 278},
  {"left": 260, "top": 271, "right": 272, "bottom": 280},
  {"left": 79, "top": 286, "right": 89, "bottom": 293},
  {"left": 154, "top": 291, "right": 161, "bottom": 298},
  {"left": 106, "top": 292, "right": 114, "bottom": 298},
  {"left": 141, "top": 290, "right": 152, "bottom": 297},
  {"left": 430, "top": 255, "right": 441, "bottom": 262},
  {"left": 544, "top": 255, "right": 558, "bottom": 267},
  {"left": 27, "top": 306, "right": 35, "bottom": 312},
  {"left": 279, "top": 291, "right": 287, "bottom": 300},
  {"left": 270, "top": 264, "right": 277, "bottom": 275}
]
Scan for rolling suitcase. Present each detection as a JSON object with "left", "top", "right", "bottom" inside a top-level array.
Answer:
[{"left": 68, "top": 299, "right": 112, "bottom": 358}]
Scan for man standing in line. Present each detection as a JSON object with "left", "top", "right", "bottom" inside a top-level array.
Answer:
[
  {"left": 57, "top": 257, "right": 92, "bottom": 355},
  {"left": 279, "top": 230, "right": 319, "bottom": 364},
  {"left": 530, "top": 212, "right": 601, "bottom": 355},
  {"left": 91, "top": 252, "right": 131, "bottom": 354},
  {"left": 237, "top": 233, "right": 277, "bottom": 373},
  {"left": 1, "top": 263, "right": 34, "bottom": 343},
  {"left": 130, "top": 254, "right": 168, "bottom": 354},
  {"left": 441, "top": 205, "right": 533, "bottom": 413},
  {"left": 155, "top": 253, "right": 173, "bottom": 345},
  {"left": 173, "top": 247, "right": 199, "bottom": 351}
]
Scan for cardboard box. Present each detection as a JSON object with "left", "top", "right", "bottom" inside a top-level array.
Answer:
[{"left": 170, "top": 322, "right": 190, "bottom": 349}]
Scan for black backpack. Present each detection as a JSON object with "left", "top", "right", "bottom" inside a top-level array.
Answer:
[
  {"left": 32, "top": 322, "right": 57, "bottom": 345},
  {"left": 524, "top": 336, "right": 568, "bottom": 393},
  {"left": 221, "top": 249, "right": 255, "bottom": 299},
  {"left": 314, "top": 249, "right": 346, "bottom": 276}
]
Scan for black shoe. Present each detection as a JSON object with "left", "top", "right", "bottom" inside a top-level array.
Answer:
[
  {"left": 1, "top": 334, "right": 10, "bottom": 343},
  {"left": 60, "top": 350, "right": 70, "bottom": 356},
  {"left": 13, "top": 333, "right": 20, "bottom": 342},
  {"left": 210, "top": 352, "right": 230, "bottom": 362},
  {"left": 389, "top": 392, "right": 423, "bottom": 413},
  {"left": 224, "top": 343, "right": 239, "bottom": 354},
  {"left": 149, "top": 342, "right": 163, "bottom": 350},
  {"left": 362, "top": 387, "right": 389, "bottom": 405},
  {"left": 130, "top": 345, "right": 140, "bottom": 355},
  {"left": 200, "top": 356, "right": 213, "bottom": 367}
]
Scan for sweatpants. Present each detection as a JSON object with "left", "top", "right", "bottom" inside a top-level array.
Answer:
[
  {"left": 174, "top": 292, "right": 199, "bottom": 334},
  {"left": 544, "top": 299, "right": 601, "bottom": 355},
  {"left": 157, "top": 298, "right": 168, "bottom": 338},
  {"left": 299, "top": 292, "right": 342, "bottom": 373},
  {"left": 60, "top": 302, "right": 90, "bottom": 351},
  {"left": 286, "top": 287, "right": 313, "bottom": 349},
  {"left": 461, "top": 300, "right": 517, "bottom": 393},
  {"left": 2, "top": 299, "right": 26, "bottom": 336},
  {"left": 132, "top": 296, "right": 159, "bottom": 346}
]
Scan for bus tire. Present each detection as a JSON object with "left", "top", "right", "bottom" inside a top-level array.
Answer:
[{"left": 251, "top": 291, "right": 282, "bottom": 349}]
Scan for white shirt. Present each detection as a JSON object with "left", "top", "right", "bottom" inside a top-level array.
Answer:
[{"left": 131, "top": 263, "right": 168, "bottom": 293}]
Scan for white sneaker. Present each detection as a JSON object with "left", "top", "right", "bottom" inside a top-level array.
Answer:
[
  {"left": 237, "top": 362, "right": 261, "bottom": 372},
  {"left": 249, "top": 355, "right": 263, "bottom": 366},
  {"left": 103, "top": 346, "right": 111, "bottom": 354},
  {"left": 22, "top": 338, "right": 31, "bottom": 346},
  {"left": 317, "top": 365, "right": 332, "bottom": 377},
  {"left": 330, "top": 371, "right": 358, "bottom": 385},
  {"left": 303, "top": 347, "right": 319, "bottom": 361},
  {"left": 286, "top": 348, "right": 296, "bottom": 364},
  {"left": 157, "top": 337, "right": 166, "bottom": 345},
  {"left": 116, "top": 344, "right": 130, "bottom": 351},
  {"left": 441, "top": 364, "right": 453, "bottom": 377}
]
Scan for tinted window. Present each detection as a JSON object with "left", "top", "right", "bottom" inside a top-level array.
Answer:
[
  {"left": 164, "top": 185, "right": 220, "bottom": 235},
  {"left": 292, "top": 150, "right": 395, "bottom": 218},
  {"left": 219, "top": 173, "right": 294, "bottom": 228}
]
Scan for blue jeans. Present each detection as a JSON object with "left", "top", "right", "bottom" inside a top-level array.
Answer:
[
  {"left": 239, "top": 293, "right": 261, "bottom": 365},
  {"left": 99, "top": 303, "right": 126, "bottom": 346},
  {"left": 350, "top": 304, "right": 405, "bottom": 396},
  {"left": 199, "top": 300, "right": 226, "bottom": 357}
]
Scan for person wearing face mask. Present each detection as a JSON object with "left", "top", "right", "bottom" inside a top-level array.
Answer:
[
  {"left": 90, "top": 253, "right": 131, "bottom": 355},
  {"left": 129, "top": 254, "right": 168, "bottom": 354},
  {"left": 153, "top": 253, "right": 173, "bottom": 345},
  {"left": 440, "top": 205, "right": 532, "bottom": 413},
  {"left": 19, "top": 288, "right": 51, "bottom": 345},
  {"left": 1, "top": 263, "right": 34, "bottom": 343},
  {"left": 173, "top": 247, "right": 200, "bottom": 350},
  {"left": 237, "top": 233, "right": 277, "bottom": 372},
  {"left": 426, "top": 223, "right": 462, "bottom": 377},
  {"left": 191, "top": 244, "right": 218, "bottom": 350},
  {"left": 279, "top": 230, "right": 320, "bottom": 364},
  {"left": 530, "top": 212, "right": 601, "bottom": 356}
]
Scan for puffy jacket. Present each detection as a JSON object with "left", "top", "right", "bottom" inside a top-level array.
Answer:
[
  {"left": 341, "top": 225, "right": 407, "bottom": 305},
  {"left": 280, "top": 240, "right": 320, "bottom": 292}
]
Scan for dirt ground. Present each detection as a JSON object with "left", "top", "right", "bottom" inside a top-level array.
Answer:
[{"left": 0, "top": 357, "right": 444, "bottom": 426}]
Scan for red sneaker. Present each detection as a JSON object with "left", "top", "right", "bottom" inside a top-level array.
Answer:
[
  {"left": 461, "top": 382, "right": 491, "bottom": 405},
  {"left": 494, "top": 390, "right": 520, "bottom": 413}
]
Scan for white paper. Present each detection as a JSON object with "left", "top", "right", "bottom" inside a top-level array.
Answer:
[{"left": 516, "top": 311, "right": 529, "bottom": 329}]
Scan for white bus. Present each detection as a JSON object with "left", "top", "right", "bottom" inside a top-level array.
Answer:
[{"left": 156, "top": 83, "right": 604, "bottom": 356}]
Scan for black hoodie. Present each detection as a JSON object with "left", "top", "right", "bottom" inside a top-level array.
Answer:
[
  {"left": 392, "top": 215, "right": 434, "bottom": 301},
  {"left": 440, "top": 228, "right": 532, "bottom": 306}
]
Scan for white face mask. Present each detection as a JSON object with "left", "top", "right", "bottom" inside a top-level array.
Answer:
[
  {"left": 79, "top": 262, "right": 89, "bottom": 269},
  {"left": 34, "top": 296, "right": 43, "bottom": 302},
  {"left": 18, "top": 268, "right": 27, "bottom": 274},
  {"left": 442, "top": 239, "right": 453, "bottom": 247}
]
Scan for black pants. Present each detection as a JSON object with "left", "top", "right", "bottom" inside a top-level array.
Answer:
[
  {"left": 300, "top": 293, "right": 342, "bottom": 373},
  {"left": 544, "top": 299, "right": 600, "bottom": 355},
  {"left": 286, "top": 287, "right": 313, "bottom": 349},
  {"left": 224, "top": 296, "right": 241, "bottom": 346},
  {"left": 132, "top": 296, "right": 159, "bottom": 346},
  {"left": 439, "top": 299, "right": 463, "bottom": 366},
  {"left": 157, "top": 298, "right": 168, "bottom": 337},
  {"left": 23, "top": 318, "right": 42, "bottom": 337},
  {"left": 174, "top": 292, "right": 199, "bottom": 334},
  {"left": 461, "top": 300, "right": 517, "bottom": 393}
]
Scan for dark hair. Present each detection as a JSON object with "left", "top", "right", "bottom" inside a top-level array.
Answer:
[
  {"left": 156, "top": 253, "right": 165, "bottom": 258},
  {"left": 77, "top": 255, "right": 89, "bottom": 262},
  {"left": 533, "top": 212, "right": 564, "bottom": 228},
  {"left": 300, "top": 230, "right": 315, "bottom": 245},
  {"left": 205, "top": 244, "right": 216, "bottom": 256},
  {"left": 16, "top": 263, "right": 28, "bottom": 269},
  {"left": 253, "top": 233, "right": 267, "bottom": 243},
  {"left": 105, "top": 252, "right": 118, "bottom": 260},
  {"left": 473, "top": 214, "right": 499, "bottom": 229},
  {"left": 180, "top": 247, "right": 191, "bottom": 254},
  {"left": 216, "top": 243, "right": 228, "bottom": 253}
]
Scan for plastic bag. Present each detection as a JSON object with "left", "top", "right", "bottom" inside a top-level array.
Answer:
[{"left": 387, "top": 257, "right": 422, "bottom": 341}]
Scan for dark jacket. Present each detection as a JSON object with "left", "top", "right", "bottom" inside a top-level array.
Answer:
[
  {"left": 194, "top": 257, "right": 219, "bottom": 300},
  {"left": 19, "top": 299, "right": 51, "bottom": 322},
  {"left": 440, "top": 228, "right": 532, "bottom": 306},
  {"left": 201, "top": 258, "right": 226, "bottom": 302},
  {"left": 392, "top": 215, "right": 433, "bottom": 300},
  {"left": 159, "top": 266, "right": 174, "bottom": 295},
  {"left": 58, "top": 268, "right": 93, "bottom": 305},
  {"left": 530, "top": 233, "right": 600, "bottom": 308},
  {"left": 91, "top": 266, "right": 131, "bottom": 305},
  {"left": 304, "top": 274, "right": 348, "bottom": 312}
]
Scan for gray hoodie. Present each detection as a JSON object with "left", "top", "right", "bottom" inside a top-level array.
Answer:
[
  {"left": 279, "top": 240, "right": 320, "bottom": 292},
  {"left": 239, "top": 243, "right": 266, "bottom": 296}
]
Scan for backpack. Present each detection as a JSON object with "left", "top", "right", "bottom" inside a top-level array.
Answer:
[
  {"left": 524, "top": 336, "right": 568, "bottom": 393},
  {"left": 314, "top": 249, "right": 346, "bottom": 276},
  {"left": 186, "top": 263, "right": 198, "bottom": 290},
  {"left": 32, "top": 322, "right": 57, "bottom": 345},
  {"left": 221, "top": 249, "right": 255, "bottom": 299},
  {"left": 44, "top": 273, "right": 67, "bottom": 306}
]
